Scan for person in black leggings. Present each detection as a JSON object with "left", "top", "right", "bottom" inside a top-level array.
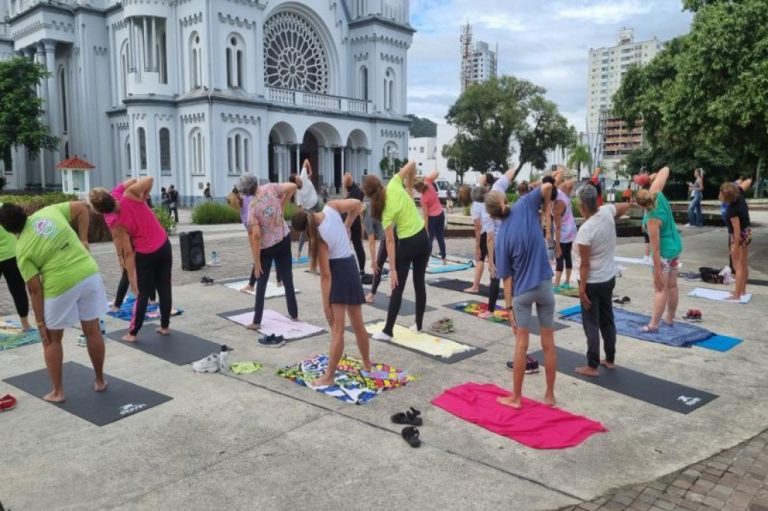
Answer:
[
  {"left": 343, "top": 173, "right": 366, "bottom": 274},
  {"left": 0, "top": 252, "right": 30, "bottom": 330},
  {"left": 112, "top": 268, "right": 155, "bottom": 309},
  {"left": 362, "top": 164, "right": 430, "bottom": 340}
]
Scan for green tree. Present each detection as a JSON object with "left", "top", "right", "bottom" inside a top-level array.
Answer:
[
  {"left": 0, "top": 57, "right": 58, "bottom": 169},
  {"left": 442, "top": 137, "right": 473, "bottom": 184},
  {"left": 445, "top": 76, "right": 576, "bottom": 180},
  {"left": 379, "top": 156, "right": 407, "bottom": 179},
  {"left": 406, "top": 115, "right": 437, "bottom": 137},
  {"left": 567, "top": 143, "right": 592, "bottom": 178}
]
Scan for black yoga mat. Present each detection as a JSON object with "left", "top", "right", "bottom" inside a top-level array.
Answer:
[
  {"left": 529, "top": 347, "right": 718, "bottom": 414},
  {"left": 428, "top": 278, "right": 502, "bottom": 297},
  {"left": 444, "top": 301, "right": 570, "bottom": 336},
  {"left": 4, "top": 362, "right": 172, "bottom": 426},
  {"left": 364, "top": 290, "right": 436, "bottom": 316},
  {"left": 105, "top": 328, "right": 221, "bottom": 365}
]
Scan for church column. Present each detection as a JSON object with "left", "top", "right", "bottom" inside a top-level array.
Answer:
[
  {"left": 35, "top": 44, "right": 49, "bottom": 188},
  {"left": 295, "top": 144, "right": 300, "bottom": 177},
  {"left": 43, "top": 40, "right": 61, "bottom": 170}
]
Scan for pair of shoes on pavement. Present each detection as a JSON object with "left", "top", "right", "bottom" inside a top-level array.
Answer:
[
  {"left": 430, "top": 318, "right": 454, "bottom": 335},
  {"left": 392, "top": 407, "right": 422, "bottom": 448},
  {"left": 683, "top": 309, "right": 703, "bottom": 322},
  {"left": 1, "top": 394, "right": 17, "bottom": 412},
  {"left": 200, "top": 276, "right": 215, "bottom": 286},
  {"left": 191, "top": 350, "right": 231, "bottom": 373},
  {"left": 506, "top": 356, "right": 540, "bottom": 374},
  {"left": 258, "top": 333, "right": 285, "bottom": 348}
]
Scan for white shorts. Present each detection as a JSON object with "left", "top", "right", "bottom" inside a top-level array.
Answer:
[{"left": 44, "top": 274, "right": 108, "bottom": 329}]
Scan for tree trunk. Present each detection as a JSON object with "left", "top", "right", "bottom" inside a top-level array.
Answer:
[
  {"left": 755, "top": 156, "right": 763, "bottom": 198},
  {"left": 511, "top": 161, "right": 525, "bottom": 182}
]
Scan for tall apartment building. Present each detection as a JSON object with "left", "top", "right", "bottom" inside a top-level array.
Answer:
[
  {"left": 586, "top": 28, "right": 662, "bottom": 168},
  {"left": 460, "top": 23, "right": 497, "bottom": 93}
]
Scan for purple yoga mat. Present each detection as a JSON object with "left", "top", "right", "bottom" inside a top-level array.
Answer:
[{"left": 227, "top": 310, "right": 324, "bottom": 340}]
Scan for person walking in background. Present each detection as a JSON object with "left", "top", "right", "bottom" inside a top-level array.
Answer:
[
  {"left": 686, "top": 168, "right": 704, "bottom": 227},
  {"left": 0, "top": 201, "right": 108, "bottom": 403},
  {"left": 204, "top": 182, "right": 212, "bottom": 201},
  {"left": 635, "top": 167, "right": 682, "bottom": 332},
  {"left": 573, "top": 185, "right": 633, "bottom": 377},
  {"left": 622, "top": 186, "right": 632, "bottom": 203},
  {"left": 289, "top": 159, "right": 321, "bottom": 261},
  {"left": 414, "top": 170, "right": 446, "bottom": 264},
  {"left": 720, "top": 181, "right": 752, "bottom": 301},
  {"left": 160, "top": 187, "right": 171, "bottom": 215},
  {"left": 0, "top": 205, "right": 31, "bottom": 331},
  {"left": 168, "top": 184, "right": 179, "bottom": 223},
  {"left": 342, "top": 173, "right": 367, "bottom": 275}
]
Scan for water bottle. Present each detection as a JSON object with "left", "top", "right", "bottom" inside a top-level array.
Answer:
[
  {"left": 99, "top": 318, "right": 106, "bottom": 334},
  {"left": 211, "top": 250, "right": 220, "bottom": 265},
  {"left": 219, "top": 345, "right": 230, "bottom": 373}
]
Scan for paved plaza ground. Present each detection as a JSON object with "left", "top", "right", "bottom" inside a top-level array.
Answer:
[{"left": 0, "top": 209, "right": 766, "bottom": 510}]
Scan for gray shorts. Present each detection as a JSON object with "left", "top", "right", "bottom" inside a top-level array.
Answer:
[{"left": 513, "top": 279, "right": 555, "bottom": 330}]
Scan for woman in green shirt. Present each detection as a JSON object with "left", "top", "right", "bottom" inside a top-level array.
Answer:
[
  {"left": 636, "top": 167, "right": 683, "bottom": 332},
  {"left": 0, "top": 214, "right": 30, "bottom": 330},
  {"left": 362, "top": 162, "right": 430, "bottom": 340}
]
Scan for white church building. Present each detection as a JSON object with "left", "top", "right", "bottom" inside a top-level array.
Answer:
[{"left": 0, "top": 0, "right": 413, "bottom": 202}]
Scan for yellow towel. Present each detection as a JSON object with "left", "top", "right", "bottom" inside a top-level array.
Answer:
[{"left": 365, "top": 321, "right": 474, "bottom": 358}]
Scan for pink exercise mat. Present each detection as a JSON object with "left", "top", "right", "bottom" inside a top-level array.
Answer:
[
  {"left": 226, "top": 310, "right": 324, "bottom": 340},
  {"left": 432, "top": 382, "right": 607, "bottom": 449}
]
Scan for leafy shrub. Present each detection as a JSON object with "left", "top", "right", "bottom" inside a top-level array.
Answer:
[
  {"left": 0, "top": 192, "right": 78, "bottom": 213},
  {"left": 463, "top": 204, "right": 470, "bottom": 216},
  {"left": 191, "top": 201, "right": 241, "bottom": 224},
  {"left": 153, "top": 206, "right": 176, "bottom": 235}
]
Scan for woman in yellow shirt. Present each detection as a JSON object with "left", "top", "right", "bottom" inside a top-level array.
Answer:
[
  {"left": 362, "top": 162, "right": 430, "bottom": 340},
  {"left": 0, "top": 215, "right": 30, "bottom": 330}
]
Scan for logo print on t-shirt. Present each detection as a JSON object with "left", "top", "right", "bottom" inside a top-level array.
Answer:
[{"left": 33, "top": 218, "right": 57, "bottom": 238}]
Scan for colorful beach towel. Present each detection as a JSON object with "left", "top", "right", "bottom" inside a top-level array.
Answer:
[
  {"left": 432, "top": 382, "right": 607, "bottom": 449},
  {"left": 0, "top": 320, "right": 41, "bottom": 351},
  {"left": 364, "top": 321, "right": 476, "bottom": 359},
  {"left": 558, "top": 305, "right": 742, "bottom": 351},
  {"left": 277, "top": 354, "right": 415, "bottom": 404},
  {"left": 225, "top": 309, "right": 324, "bottom": 340},
  {"left": 107, "top": 295, "right": 184, "bottom": 322}
]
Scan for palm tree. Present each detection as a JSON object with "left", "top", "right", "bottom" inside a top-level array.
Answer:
[{"left": 567, "top": 144, "right": 592, "bottom": 179}]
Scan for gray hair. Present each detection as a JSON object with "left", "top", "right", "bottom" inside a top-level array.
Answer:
[
  {"left": 577, "top": 183, "right": 598, "bottom": 215},
  {"left": 471, "top": 185, "right": 487, "bottom": 203},
  {"left": 238, "top": 174, "right": 259, "bottom": 196}
]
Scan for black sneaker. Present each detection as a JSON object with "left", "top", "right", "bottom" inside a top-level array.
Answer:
[
  {"left": 258, "top": 334, "right": 285, "bottom": 348},
  {"left": 506, "top": 356, "right": 540, "bottom": 374}
]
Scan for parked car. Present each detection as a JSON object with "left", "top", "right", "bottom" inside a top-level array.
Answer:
[{"left": 413, "top": 178, "right": 454, "bottom": 205}]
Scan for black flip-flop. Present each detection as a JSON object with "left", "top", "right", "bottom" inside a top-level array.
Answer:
[
  {"left": 391, "top": 407, "right": 422, "bottom": 426},
  {"left": 613, "top": 296, "right": 630, "bottom": 305},
  {"left": 401, "top": 426, "right": 421, "bottom": 448}
]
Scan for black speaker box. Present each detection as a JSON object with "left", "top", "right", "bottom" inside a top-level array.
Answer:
[{"left": 179, "top": 230, "right": 206, "bottom": 271}]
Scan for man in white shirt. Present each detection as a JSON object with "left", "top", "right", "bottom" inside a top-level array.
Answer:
[
  {"left": 289, "top": 159, "right": 321, "bottom": 260},
  {"left": 573, "top": 184, "right": 632, "bottom": 377}
]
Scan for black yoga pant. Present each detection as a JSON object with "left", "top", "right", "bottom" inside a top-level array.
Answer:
[
  {"left": 556, "top": 242, "right": 573, "bottom": 272},
  {"left": 130, "top": 239, "right": 173, "bottom": 335},
  {"left": 115, "top": 268, "right": 155, "bottom": 308},
  {"left": 428, "top": 212, "right": 446, "bottom": 260},
  {"left": 253, "top": 235, "right": 298, "bottom": 325},
  {"left": 383, "top": 229, "right": 430, "bottom": 336},
  {"left": 0, "top": 257, "right": 29, "bottom": 318},
  {"left": 370, "top": 238, "right": 388, "bottom": 295},
  {"left": 580, "top": 277, "right": 617, "bottom": 368},
  {"left": 351, "top": 217, "right": 365, "bottom": 272},
  {"left": 488, "top": 277, "right": 500, "bottom": 311}
]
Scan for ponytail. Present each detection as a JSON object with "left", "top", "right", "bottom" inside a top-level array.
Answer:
[
  {"left": 362, "top": 175, "right": 386, "bottom": 221},
  {"left": 306, "top": 211, "right": 321, "bottom": 272},
  {"left": 485, "top": 191, "right": 510, "bottom": 220},
  {"left": 636, "top": 189, "right": 657, "bottom": 210}
]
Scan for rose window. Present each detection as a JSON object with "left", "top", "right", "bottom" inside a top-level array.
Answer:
[{"left": 263, "top": 12, "right": 329, "bottom": 94}]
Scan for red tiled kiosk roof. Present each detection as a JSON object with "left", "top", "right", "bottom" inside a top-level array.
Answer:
[{"left": 56, "top": 156, "right": 95, "bottom": 171}]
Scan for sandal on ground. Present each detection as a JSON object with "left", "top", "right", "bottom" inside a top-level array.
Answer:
[
  {"left": 392, "top": 407, "right": 422, "bottom": 426},
  {"left": 640, "top": 325, "right": 658, "bottom": 333},
  {"left": 200, "top": 276, "right": 214, "bottom": 285},
  {"left": 401, "top": 426, "right": 421, "bottom": 448},
  {"left": 613, "top": 296, "right": 630, "bottom": 305},
  {"left": 0, "top": 394, "right": 17, "bottom": 412}
]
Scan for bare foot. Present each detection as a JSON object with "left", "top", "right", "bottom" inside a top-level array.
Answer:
[
  {"left": 575, "top": 365, "right": 599, "bottom": 377},
  {"left": 362, "top": 360, "right": 373, "bottom": 372},
  {"left": 246, "top": 323, "right": 260, "bottom": 331},
  {"left": 276, "top": 281, "right": 283, "bottom": 288},
  {"left": 544, "top": 393, "right": 556, "bottom": 406},
  {"left": 312, "top": 374, "right": 335, "bottom": 387},
  {"left": 239, "top": 285, "right": 254, "bottom": 293},
  {"left": 94, "top": 379, "right": 108, "bottom": 392},
  {"left": 600, "top": 360, "right": 616, "bottom": 369},
  {"left": 121, "top": 333, "right": 137, "bottom": 343},
  {"left": 497, "top": 395, "right": 522, "bottom": 409},
  {"left": 464, "top": 286, "right": 480, "bottom": 293},
  {"left": 365, "top": 293, "right": 375, "bottom": 304},
  {"left": 726, "top": 294, "right": 740, "bottom": 301},
  {"left": 155, "top": 327, "right": 171, "bottom": 336},
  {"left": 109, "top": 305, "right": 120, "bottom": 312},
  {"left": 21, "top": 318, "right": 32, "bottom": 330},
  {"left": 442, "top": 259, "right": 447, "bottom": 265},
  {"left": 43, "top": 390, "right": 65, "bottom": 403}
]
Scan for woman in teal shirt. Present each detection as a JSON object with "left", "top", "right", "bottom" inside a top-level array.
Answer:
[
  {"left": 0, "top": 212, "right": 30, "bottom": 330},
  {"left": 636, "top": 166, "right": 683, "bottom": 331}
]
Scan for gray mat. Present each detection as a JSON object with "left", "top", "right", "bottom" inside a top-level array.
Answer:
[
  {"left": 105, "top": 328, "right": 221, "bottom": 365},
  {"left": 529, "top": 347, "right": 718, "bottom": 414},
  {"left": 444, "top": 301, "right": 570, "bottom": 336},
  {"left": 428, "top": 277, "right": 502, "bottom": 297},
  {"left": 3, "top": 361, "right": 172, "bottom": 426},
  {"left": 364, "top": 289, "right": 436, "bottom": 316}
]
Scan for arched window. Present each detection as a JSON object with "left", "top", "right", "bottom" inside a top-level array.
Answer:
[
  {"left": 227, "top": 129, "right": 251, "bottom": 174},
  {"left": 384, "top": 68, "right": 395, "bottom": 111},
  {"left": 58, "top": 67, "right": 68, "bottom": 132},
  {"left": 359, "top": 66, "right": 368, "bottom": 101},
  {"left": 263, "top": 12, "right": 329, "bottom": 93},
  {"left": 226, "top": 35, "right": 245, "bottom": 88},
  {"left": 120, "top": 41, "right": 129, "bottom": 99},
  {"left": 159, "top": 127, "right": 171, "bottom": 173},
  {"left": 189, "top": 128, "right": 205, "bottom": 175},
  {"left": 189, "top": 32, "right": 202, "bottom": 89},
  {"left": 125, "top": 137, "right": 132, "bottom": 173},
  {"left": 137, "top": 127, "right": 147, "bottom": 171}
]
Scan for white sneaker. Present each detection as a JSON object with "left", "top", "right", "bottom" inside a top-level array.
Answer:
[
  {"left": 372, "top": 331, "right": 392, "bottom": 341},
  {"left": 408, "top": 324, "right": 422, "bottom": 334},
  {"left": 192, "top": 353, "right": 220, "bottom": 373}
]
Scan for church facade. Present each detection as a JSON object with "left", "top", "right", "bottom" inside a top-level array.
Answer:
[{"left": 0, "top": 0, "right": 413, "bottom": 201}]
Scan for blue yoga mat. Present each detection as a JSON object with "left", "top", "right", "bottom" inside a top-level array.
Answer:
[
  {"left": 425, "top": 257, "right": 473, "bottom": 274},
  {"left": 107, "top": 296, "right": 184, "bottom": 322},
  {"left": 292, "top": 256, "right": 310, "bottom": 264},
  {"left": 558, "top": 306, "right": 742, "bottom": 351}
]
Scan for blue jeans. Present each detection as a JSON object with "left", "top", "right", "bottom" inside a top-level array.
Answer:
[
  {"left": 427, "top": 212, "right": 446, "bottom": 260},
  {"left": 687, "top": 190, "right": 702, "bottom": 226}
]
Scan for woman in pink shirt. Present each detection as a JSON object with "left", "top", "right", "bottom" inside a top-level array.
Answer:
[
  {"left": 414, "top": 170, "right": 446, "bottom": 264},
  {"left": 90, "top": 177, "right": 171, "bottom": 342}
]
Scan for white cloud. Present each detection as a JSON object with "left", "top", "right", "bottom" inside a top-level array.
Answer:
[{"left": 555, "top": 1, "right": 653, "bottom": 25}]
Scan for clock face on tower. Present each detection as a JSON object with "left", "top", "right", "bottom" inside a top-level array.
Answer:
[{"left": 263, "top": 11, "right": 329, "bottom": 94}]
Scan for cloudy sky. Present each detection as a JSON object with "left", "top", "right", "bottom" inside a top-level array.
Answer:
[{"left": 407, "top": 0, "right": 694, "bottom": 133}]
